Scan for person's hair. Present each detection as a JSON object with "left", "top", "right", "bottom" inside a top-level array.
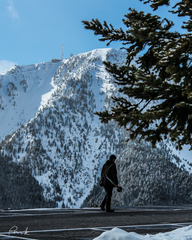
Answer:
[{"left": 109, "top": 155, "right": 116, "bottom": 161}]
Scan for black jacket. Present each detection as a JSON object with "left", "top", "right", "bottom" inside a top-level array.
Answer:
[{"left": 101, "top": 160, "right": 118, "bottom": 188}]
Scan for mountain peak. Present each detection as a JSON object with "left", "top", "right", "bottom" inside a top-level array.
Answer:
[{"left": 0, "top": 48, "right": 128, "bottom": 208}]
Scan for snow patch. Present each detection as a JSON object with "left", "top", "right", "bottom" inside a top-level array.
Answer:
[{"left": 94, "top": 226, "right": 192, "bottom": 240}]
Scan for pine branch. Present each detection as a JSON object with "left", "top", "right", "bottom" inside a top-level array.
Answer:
[{"left": 84, "top": 0, "right": 192, "bottom": 149}]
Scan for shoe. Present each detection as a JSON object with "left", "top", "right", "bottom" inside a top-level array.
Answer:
[
  {"left": 100, "top": 205, "right": 105, "bottom": 211},
  {"left": 106, "top": 209, "right": 115, "bottom": 212}
]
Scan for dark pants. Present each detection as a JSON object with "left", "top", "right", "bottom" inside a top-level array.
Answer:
[{"left": 101, "top": 187, "right": 113, "bottom": 211}]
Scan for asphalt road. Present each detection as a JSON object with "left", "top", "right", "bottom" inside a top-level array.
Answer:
[{"left": 1, "top": 206, "right": 192, "bottom": 240}]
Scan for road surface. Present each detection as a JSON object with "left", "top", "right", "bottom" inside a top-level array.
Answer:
[{"left": 1, "top": 206, "right": 192, "bottom": 239}]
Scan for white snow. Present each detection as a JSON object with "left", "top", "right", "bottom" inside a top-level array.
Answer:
[
  {"left": 94, "top": 226, "right": 192, "bottom": 240},
  {"left": 0, "top": 48, "right": 129, "bottom": 208},
  {"left": 1, "top": 48, "right": 192, "bottom": 208},
  {"left": 0, "top": 60, "right": 62, "bottom": 141}
]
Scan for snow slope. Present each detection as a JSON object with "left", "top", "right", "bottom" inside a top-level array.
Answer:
[
  {"left": 0, "top": 60, "right": 62, "bottom": 141},
  {"left": 0, "top": 48, "right": 128, "bottom": 208},
  {"left": 1, "top": 48, "right": 192, "bottom": 209}
]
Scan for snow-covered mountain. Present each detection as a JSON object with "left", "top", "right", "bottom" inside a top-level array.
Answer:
[
  {"left": 0, "top": 60, "right": 63, "bottom": 141},
  {"left": 83, "top": 141, "right": 192, "bottom": 208},
  {"left": 0, "top": 48, "right": 129, "bottom": 208},
  {"left": 1, "top": 48, "right": 192, "bottom": 209}
]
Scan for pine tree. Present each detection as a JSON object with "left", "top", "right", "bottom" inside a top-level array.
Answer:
[{"left": 82, "top": 0, "right": 192, "bottom": 150}]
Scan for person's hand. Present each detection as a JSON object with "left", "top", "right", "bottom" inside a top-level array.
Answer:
[{"left": 117, "top": 186, "right": 123, "bottom": 192}]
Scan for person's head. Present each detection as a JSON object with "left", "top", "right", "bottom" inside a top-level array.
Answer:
[{"left": 109, "top": 155, "right": 116, "bottom": 162}]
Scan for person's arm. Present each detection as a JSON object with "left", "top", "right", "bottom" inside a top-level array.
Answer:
[{"left": 111, "top": 164, "right": 118, "bottom": 186}]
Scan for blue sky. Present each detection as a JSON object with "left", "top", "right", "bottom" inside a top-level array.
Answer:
[{"left": 0, "top": 0, "right": 185, "bottom": 73}]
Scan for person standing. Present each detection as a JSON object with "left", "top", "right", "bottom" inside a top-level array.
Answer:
[{"left": 100, "top": 155, "right": 118, "bottom": 212}]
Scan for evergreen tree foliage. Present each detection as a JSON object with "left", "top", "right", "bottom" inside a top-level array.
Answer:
[
  {"left": 0, "top": 154, "right": 55, "bottom": 209},
  {"left": 82, "top": 141, "right": 192, "bottom": 207},
  {"left": 83, "top": 0, "right": 192, "bottom": 150}
]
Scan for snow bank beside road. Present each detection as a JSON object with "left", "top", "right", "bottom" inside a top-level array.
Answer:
[{"left": 94, "top": 225, "right": 192, "bottom": 240}]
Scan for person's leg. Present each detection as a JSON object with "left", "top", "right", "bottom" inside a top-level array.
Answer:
[
  {"left": 105, "top": 187, "right": 113, "bottom": 212},
  {"left": 100, "top": 193, "right": 107, "bottom": 211}
]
